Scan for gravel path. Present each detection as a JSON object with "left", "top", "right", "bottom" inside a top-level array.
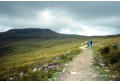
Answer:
[{"left": 56, "top": 46, "right": 106, "bottom": 81}]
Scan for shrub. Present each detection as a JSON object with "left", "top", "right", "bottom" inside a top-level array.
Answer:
[
  {"left": 100, "top": 47, "right": 110, "bottom": 55},
  {"left": 95, "top": 44, "right": 120, "bottom": 81}
]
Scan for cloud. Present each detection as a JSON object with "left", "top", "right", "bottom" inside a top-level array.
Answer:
[
  {"left": 0, "top": 1, "right": 120, "bottom": 36},
  {"left": 0, "top": 26, "right": 13, "bottom": 32}
]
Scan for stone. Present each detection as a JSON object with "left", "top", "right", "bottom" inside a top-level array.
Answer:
[{"left": 33, "top": 68, "right": 37, "bottom": 72}]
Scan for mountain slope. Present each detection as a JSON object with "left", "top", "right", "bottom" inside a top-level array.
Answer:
[
  {"left": 0, "top": 28, "right": 80, "bottom": 40},
  {"left": 0, "top": 28, "right": 119, "bottom": 40},
  {"left": 0, "top": 28, "right": 119, "bottom": 81}
]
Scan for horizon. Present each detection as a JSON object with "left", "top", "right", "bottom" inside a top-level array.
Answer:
[
  {"left": 0, "top": 28, "right": 120, "bottom": 36},
  {"left": 0, "top": 1, "right": 120, "bottom": 36}
]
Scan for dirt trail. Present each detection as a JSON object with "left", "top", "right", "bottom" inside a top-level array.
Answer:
[{"left": 56, "top": 45, "right": 106, "bottom": 81}]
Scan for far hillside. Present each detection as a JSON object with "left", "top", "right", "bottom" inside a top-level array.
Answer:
[
  {"left": 0, "top": 28, "right": 81, "bottom": 40},
  {"left": 0, "top": 28, "right": 120, "bottom": 81}
]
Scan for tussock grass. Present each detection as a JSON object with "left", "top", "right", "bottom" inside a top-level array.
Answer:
[
  {"left": 12, "top": 66, "right": 63, "bottom": 81},
  {"left": 93, "top": 37, "right": 120, "bottom": 81},
  {"left": 12, "top": 49, "right": 81, "bottom": 81},
  {"left": 0, "top": 35, "right": 119, "bottom": 81},
  {"left": 0, "top": 39, "right": 82, "bottom": 80}
]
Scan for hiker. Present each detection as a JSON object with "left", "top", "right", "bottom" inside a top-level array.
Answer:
[
  {"left": 87, "top": 42, "right": 90, "bottom": 49},
  {"left": 89, "top": 40, "right": 92, "bottom": 49}
]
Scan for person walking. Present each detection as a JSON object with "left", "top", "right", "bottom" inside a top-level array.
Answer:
[
  {"left": 87, "top": 41, "right": 90, "bottom": 49},
  {"left": 89, "top": 40, "right": 92, "bottom": 49}
]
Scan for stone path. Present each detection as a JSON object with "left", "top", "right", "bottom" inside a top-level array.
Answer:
[{"left": 56, "top": 45, "right": 106, "bottom": 81}]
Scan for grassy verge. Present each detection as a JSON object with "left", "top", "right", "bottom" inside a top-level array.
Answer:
[
  {"left": 0, "top": 39, "right": 81, "bottom": 81},
  {"left": 10, "top": 49, "right": 81, "bottom": 81},
  {"left": 93, "top": 37, "right": 120, "bottom": 81},
  {"left": 12, "top": 66, "right": 63, "bottom": 81}
]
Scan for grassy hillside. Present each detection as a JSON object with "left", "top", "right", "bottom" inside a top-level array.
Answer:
[
  {"left": 93, "top": 37, "right": 120, "bottom": 81},
  {"left": 0, "top": 28, "right": 81, "bottom": 40},
  {"left": 0, "top": 38, "right": 82, "bottom": 81},
  {"left": 0, "top": 28, "right": 83, "bottom": 81},
  {"left": 0, "top": 28, "right": 120, "bottom": 81}
]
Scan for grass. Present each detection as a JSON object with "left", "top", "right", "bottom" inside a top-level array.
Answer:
[
  {"left": 93, "top": 37, "right": 120, "bottom": 81},
  {"left": 12, "top": 66, "right": 63, "bottom": 81},
  {"left": 16, "top": 49, "right": 81, "bottom": 81},
  {"left": 0, "top": 35, "right": 120, "bottom": 81},
  {"left": 0, "top": 38, "right": 82, "bottom": 80}
]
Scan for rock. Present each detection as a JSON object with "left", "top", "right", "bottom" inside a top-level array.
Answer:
[
  {"left": 70, "top": 72, "right": 77, "bottom": 74},
  {"left": 102, "top": 75, "right": 108, "bottom": 77},
  {"left": 92, "top": 74, "right": 98, "bottom": 77},
  {"left": 48, "top": 65, "right": 53, "bottom": 69},
  {"left": 42, "top": 65, "right": 48, "bottom": 71},
  {"left": 100, "top": 63, "right": 105, "bottom": 67},
  {"left": 20, "top": 72, "right": 24, "bottom": 76},
  {"left": 33, "top": 68, "right": 37, "bottom": 72},
  {"left": 62, "top": 68, "right": 66, "bottom": 73},
  {"left": 38, "top": 66, "right": 42, "bottom": 70},
  {"left": 105, "top": 69, "right": 110, "bottom": 72},
  {"left": 9, "top": 76, "right": 14, "bottom": 81},
  {"left": 65, "top": 64, "right": 69, "bottom": 66},
  {"left": 112, "top": 75, "right": 117, "bottom": 78},
  {"left": 97, "top": 66, "right": 99, "bottom": 68},
  {"left": 55, "top": 57, "right": 60, "bottom": 60}
]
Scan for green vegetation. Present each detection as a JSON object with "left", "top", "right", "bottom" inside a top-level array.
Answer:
[
  {"left": 93, "top": 37, "right": 120, "bottom": 81},
  {"left": 12, "top": 66, "right": 63, "bottom": 81},
  {"left": 10, "top": 49, "right": 81, "bottom": 81},
  {"left": 0, "top": 28, "right": 120, "bottom": 81},
  {"left": 0, "top": 38, "right": 81, "bottom": 81}
]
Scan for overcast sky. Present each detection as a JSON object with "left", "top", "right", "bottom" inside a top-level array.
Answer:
[{"left": 0, "top": 1, "right": 120, "bottom": 36}]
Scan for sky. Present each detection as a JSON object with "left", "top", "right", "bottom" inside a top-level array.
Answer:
[{"left": 0, "top": 1, "right": 120, "bottom": 36}]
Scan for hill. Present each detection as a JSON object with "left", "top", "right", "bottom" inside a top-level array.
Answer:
[
  {"left": 0, "top": 28, "right": 81, "bottom": 41},
  {"left": 0, "top": 28, "right": 119, "bottom": 57},
  {"left": 0, "top": 28, "right": 120, "bottom": 81}
]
